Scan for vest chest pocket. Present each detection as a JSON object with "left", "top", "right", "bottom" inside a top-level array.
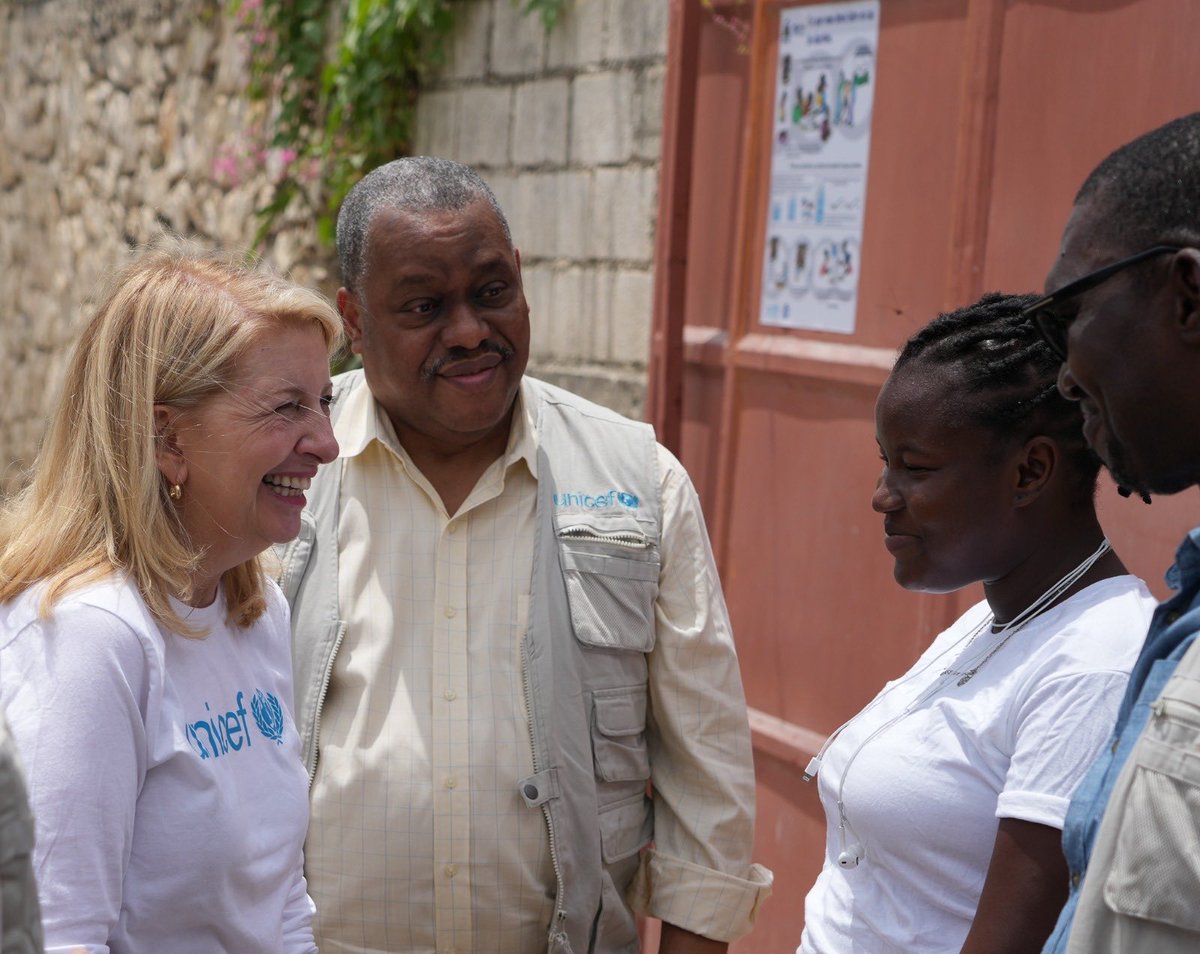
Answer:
[
  {"left": 559, "top": 528, "right": 659, "bottom": 653},
  {"left": 1102, "top": 673, "right": 1200, "bottom": 933}
]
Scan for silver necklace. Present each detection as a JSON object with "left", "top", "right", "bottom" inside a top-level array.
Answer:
[
  {"left": 804, "top": 537, "right": 1112, "bottom": 783},
  {"left": 940, "top": 537, "right": 1112, "bottom": 686},
  {"left": 812, "top": 536, "right": 1113, "bottom": 869}
]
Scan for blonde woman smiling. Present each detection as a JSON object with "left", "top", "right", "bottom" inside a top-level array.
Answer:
[{"left": 0, "top": 246, "right": 340, "bottom": 952}]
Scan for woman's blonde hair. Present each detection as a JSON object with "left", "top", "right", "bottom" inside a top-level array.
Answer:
[{"left": 0, "top": 243, "right": 343, "bottom": 635}]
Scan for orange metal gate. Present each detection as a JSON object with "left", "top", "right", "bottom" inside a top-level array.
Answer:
[{"left": 649, "top": 1, "right": 1200, "bottom": 950}]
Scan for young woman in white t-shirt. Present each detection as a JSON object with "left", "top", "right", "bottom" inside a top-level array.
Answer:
[
  {"left": 0, "top": 245, "right": 342, "bottom": 952},
  {"left": 799, "top": 292, "right": 1156, "bottom": 954}
]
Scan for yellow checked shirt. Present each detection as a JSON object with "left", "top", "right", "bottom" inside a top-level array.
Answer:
[{"left": 304, "top": 378, "right": 771, "bottom": 953}]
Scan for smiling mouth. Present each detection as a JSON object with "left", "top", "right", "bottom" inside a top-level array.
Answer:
[
  {"left": 263, "top": 475, "right": 311, "bottom": 496},
  {"left": 441, "top": 353, "right": 503, "bottom": 378},
  {"left": 423, "top": 343, "right": 514, "bottom": 381}
]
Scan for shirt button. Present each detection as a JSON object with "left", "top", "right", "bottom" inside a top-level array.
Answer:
[
  {"left": 447, "top": 522, "right": 458, "bottom": 535},
  {"left": 444, "top": 863, "right": 458, "bottom": 878},
  {"left": 443, "top": 689, "right": 457, "bottom": 701},
  {"left": 1071, "top": 871, "right": 1081, "bottom": 887},
  {"left": 445, "top": 777, "right": 457, "bottom": 790},
  {"left": 444, "top": 606, "right": 457, "bottom": 619}
]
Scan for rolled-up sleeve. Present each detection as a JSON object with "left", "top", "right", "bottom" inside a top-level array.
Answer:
[{"left": 627, "top": 445, "right": 773, "bottom": 941}]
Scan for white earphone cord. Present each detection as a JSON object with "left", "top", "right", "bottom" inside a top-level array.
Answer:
[{"left": 807, "top": 538, "right": 1111, "bottom": 869}]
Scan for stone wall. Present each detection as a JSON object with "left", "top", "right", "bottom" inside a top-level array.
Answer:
[
  {"left": 0, "top": 0, "right": 667, "bottom": 483},
  {"left": 0, "top": 0, "right": 334, "bottom": 484}
]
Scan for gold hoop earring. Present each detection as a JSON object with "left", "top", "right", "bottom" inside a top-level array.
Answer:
[{"left": 169, "top": 483, "right": 183, "bottom": 502}]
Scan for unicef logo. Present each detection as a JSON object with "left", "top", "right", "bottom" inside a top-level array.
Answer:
[
  {"left": 184, "top": 688, "right": 286, "bottom": 760},
  {"left": 251, "top": 689, "right": 285, "bottom": 744},
  {"left": 553, "top": 489, "right": 640, "bottom": 510}
]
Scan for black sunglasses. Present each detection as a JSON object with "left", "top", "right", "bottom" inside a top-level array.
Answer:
[{"left": 1023, "top": 244, "right": 1182, "bottom": 360}]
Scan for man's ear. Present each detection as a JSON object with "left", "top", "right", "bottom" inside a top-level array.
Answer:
[
  {"left": 1171, "top": 249, "right": 1200, "bottom": 345},
  {"left": 1013, "top": 436, "right": 1057, "bottom": 508},
  {"left": 337, "top": 287, "right": 365, "bottom": 356},
  {"left": 514, "top": 246, "right": 522, "bottom": 276},
  {"left": 153, "top": 404, "right": 187, "bottom": 487}
]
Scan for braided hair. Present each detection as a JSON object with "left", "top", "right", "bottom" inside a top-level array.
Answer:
[{"left": 893, "top": 291, "right": 1101, "bottom": 505}]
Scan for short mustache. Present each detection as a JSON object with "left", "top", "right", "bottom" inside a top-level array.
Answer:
[{"left": 421, "top": 341, "right": 515, "bottom": 381}]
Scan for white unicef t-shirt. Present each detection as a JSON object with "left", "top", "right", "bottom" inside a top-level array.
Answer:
[
  {"left": 799, "top": 576, "right": 1155, "bottom": 954},
  {"left": 0, "top": 576, "right": 317, "bottom": 954}
]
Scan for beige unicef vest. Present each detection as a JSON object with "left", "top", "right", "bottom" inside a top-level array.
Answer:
[{"left": 281, "top": 373, "right": 662, "bottom": 953}]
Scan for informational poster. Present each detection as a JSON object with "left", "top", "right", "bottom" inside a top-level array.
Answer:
[{"left": 759, "top": 1, "right": 880, "bottom": 333}]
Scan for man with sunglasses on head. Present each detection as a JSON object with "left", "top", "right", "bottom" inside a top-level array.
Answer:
[{"left": 1024, "top": 112, "right": 1200, "bottom": 953}]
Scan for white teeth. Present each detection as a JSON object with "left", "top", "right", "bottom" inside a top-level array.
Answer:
[{"left": 263, "top": 475, "right": 311, "bottom": 495}]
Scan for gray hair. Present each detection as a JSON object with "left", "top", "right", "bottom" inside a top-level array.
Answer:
[{"left": 335, "top": 156, "right": 513, "bottom": 293}]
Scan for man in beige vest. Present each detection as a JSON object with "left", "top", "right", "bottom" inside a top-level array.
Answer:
[
  {"left": 1029, "top": 112, "right": 1200, "bottom": 953},
  {"left": 282, "top": 156, "right": 772, "bottom": 953}
]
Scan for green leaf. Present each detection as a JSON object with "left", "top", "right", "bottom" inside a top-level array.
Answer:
[{"left": 230, "top": 0, "right": 569, "bottom": 245}]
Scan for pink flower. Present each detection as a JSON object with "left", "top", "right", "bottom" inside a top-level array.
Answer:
[{"left": 212, "top": 152, "right": 241, "bottom": 186}]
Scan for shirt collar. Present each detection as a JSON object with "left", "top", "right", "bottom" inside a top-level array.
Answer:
[
  {"left": 334, "top": 373, "right": 540, "bottom": 481},
  {"left": 334, "top": 373, "right": 387, "bottom": 459},
  {"left": 1165, "top": 525, "right": 1200, "bottom": 592},
  {"left": 506, "top": 378, "right": 540, "bottom": 480}
]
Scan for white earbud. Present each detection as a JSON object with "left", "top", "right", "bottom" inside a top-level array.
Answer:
[{"left": 836, "top": 808, "right": 863, "bottom": 869}]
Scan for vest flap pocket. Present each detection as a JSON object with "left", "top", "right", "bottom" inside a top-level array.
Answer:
[
  {"left": 1102, "top": 677, "right": 1200, "bottom": 932},
  {"left": 598, "top": 790, "right": 653, "bottom": 864},
  {"left": 560, "top": 546, "right": 659, "bottom": 653},
  {"left": 594, "top": 685, "right": 648, "bottom": 737},
  {"left": 562, "top": 549, "right": 659, "bottom": 582},
  {"left": 592, "top": 687, "right": 650, "bottom": 783}
]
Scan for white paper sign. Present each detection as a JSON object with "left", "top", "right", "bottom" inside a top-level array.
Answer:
[{"left": 759, "top": 0, "right": 880, "bottom": 334}]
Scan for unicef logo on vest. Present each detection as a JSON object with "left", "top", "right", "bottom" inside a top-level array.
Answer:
[
  {"left": 185, "top": 688, "right": 287, "bottom": 760},
  {"left": 553, "top": 489, "right": 639, "bottom": 510}
]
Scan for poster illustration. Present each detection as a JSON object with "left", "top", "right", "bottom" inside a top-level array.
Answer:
[{"left": 759, "top": 0, "right": 880, "bottom": 333}]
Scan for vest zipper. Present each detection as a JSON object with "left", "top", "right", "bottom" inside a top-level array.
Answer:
[
  {"left": 307, "top": 621, "right": 348, "bottom": 786},
  {"left": 522, "top": 639, "right": 568, "bottom": 941},
  {"left": 558, "top": 525, "right": 650, "bottom": 549}
]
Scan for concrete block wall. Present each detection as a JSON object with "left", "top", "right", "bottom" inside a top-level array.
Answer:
[{"left": 414, "top": 0, "right": 668, "bottom": 419}]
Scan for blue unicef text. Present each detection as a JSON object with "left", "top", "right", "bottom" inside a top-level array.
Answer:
[
  {"left": 186, "top": 691, "right": 251, "bottom": 760},
  {"left": 185, "top": 687, "right": 287, "bottom": 759},
  {"left": 553, "top": 489, "right": 639, "bottom": 510}
]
